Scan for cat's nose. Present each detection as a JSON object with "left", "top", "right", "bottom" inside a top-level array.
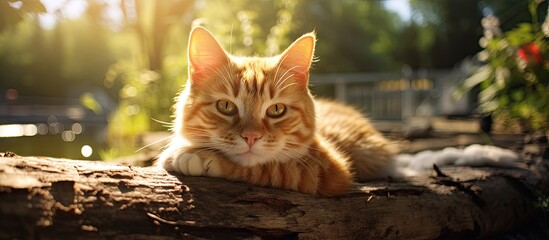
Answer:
[{"left": 241, "top": 131, "right": 262, "bottom": 147}]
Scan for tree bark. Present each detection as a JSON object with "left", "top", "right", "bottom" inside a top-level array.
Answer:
[{"left": 0, "top": 154, "right": 546, "bottom": 239}]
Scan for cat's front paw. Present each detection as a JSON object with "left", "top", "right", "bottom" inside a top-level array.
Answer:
[{"left": 172, "top": 151, "right": 223, "bottom": 178}]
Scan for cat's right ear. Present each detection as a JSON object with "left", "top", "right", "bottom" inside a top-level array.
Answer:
[{"left": 188, "top": 27, "right": 229, "bottom": 84}]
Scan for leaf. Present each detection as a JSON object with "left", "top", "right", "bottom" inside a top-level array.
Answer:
[
  {"left": 479, "top": 84, "right": 499, "bottom": 103},
  {"left": 465, "top": 66, "right": 492, "bottom": 89},
  {"left": 511, "top": 90, "right": 525, "bottom": 101},
  {"left": 505, "top": 23, "right": 536, "bottom": 46},
  {"left": 479, "top": 99, "right": 499, "bottom": 113},
  {"left": 80, "top": 93, "right": 103, "bottom": 115},
  {"left": 21, "top": 0, "right": 47, "bottom": 14},
  {"left": 453, "top": 65, "right": 492, "bottom": 99}
]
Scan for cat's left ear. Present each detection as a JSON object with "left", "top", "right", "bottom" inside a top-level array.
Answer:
[{"left": 278, "top": 32, "right": 316, "bottom": 85}]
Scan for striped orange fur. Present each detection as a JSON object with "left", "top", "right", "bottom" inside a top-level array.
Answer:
[{"left": 157, "top": 27, "right": 396, "bottom": 197}]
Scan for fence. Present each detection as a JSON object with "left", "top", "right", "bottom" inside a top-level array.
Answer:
[{"left": 309, "top": 69, "right": 474, "bottom": 120}]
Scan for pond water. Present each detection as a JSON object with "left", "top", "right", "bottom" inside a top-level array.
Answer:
[
  {"left": 0, "top": 122, "right": 107, "bottom": 160},
  {"left": 1, "top": 94, "right": 114, "bottom": 160}
]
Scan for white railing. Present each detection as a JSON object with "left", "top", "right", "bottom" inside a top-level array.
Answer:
[{"left": 310, "top": 70, "right": 468, "bottom": 120}]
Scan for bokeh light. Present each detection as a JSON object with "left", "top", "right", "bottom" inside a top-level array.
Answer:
[
  {"left": 72, "top": 123, "right": 83, "bottom": 134},
  {"left": 62, "top": 130, "right": 76, "bottom": 142},
  {"left": 0, "top": 124, "right": 38, "bottom": 138},
  {"left": 81, "top": 145, "right": 93, "bottom": 158}
]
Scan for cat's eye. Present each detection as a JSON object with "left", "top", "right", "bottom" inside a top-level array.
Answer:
[
  {"left": 216, "top": 99, "right": 238, "bottom": 116},
  {"left": 266, "top": 103, "right": 286, "bottom": 118}
]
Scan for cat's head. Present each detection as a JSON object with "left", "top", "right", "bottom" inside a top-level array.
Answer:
[{"left": 175, "top": 27, "right": 316, "bottom": 167}]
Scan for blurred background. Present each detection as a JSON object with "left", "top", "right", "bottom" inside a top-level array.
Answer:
[{"left": 1, "top": 0, "right": 547, "bottom": 161}]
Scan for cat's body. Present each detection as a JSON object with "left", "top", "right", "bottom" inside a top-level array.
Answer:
[{"left": 158, "top": 27, "right": 518, "bottom": 197}]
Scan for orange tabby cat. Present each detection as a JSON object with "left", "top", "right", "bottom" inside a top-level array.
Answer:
[{"left": 157, "top": 27, "right": 398, "bottom": 196}]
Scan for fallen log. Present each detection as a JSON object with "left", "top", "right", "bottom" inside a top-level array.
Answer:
[{"left": 0, "top": 154, "right": 546, "bottom": 239}]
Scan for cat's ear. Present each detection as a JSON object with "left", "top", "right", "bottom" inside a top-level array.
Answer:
[
  {"left": 187, "top": 27, "right": 229, "bottom": 84},
  {"left": 278, "top": 32, "right": 316, "bottom": 85}
]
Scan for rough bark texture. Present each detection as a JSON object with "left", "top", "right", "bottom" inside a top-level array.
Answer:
[{"left": 0, "top": 154, "right": 547, "bottom": 239}]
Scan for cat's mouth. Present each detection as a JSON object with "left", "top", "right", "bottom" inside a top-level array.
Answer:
[
  {"left": 236, "top": 150, "right": 260, "bottom": 157},
  {"left": 231, "top": 150, "right": 264, "bottom": 167}
]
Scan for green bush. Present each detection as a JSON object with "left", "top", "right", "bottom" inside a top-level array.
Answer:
[{"left": 457, "top": 0, "right": 549, "bottom": 132}]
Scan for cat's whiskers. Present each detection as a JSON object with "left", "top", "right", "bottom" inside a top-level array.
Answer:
[
  {"left": 272, "top": 52, "right": 291, "bottom": 89},
  {"left": 154, "top": 142, "right": 174, "bottom": 156},
  {"left": 279, "top": 142, "right": 328, "bottom": 168},
  {"left": 285, "top": 140, "right": 319, "bottom": 151},
  {"left": 222, "top": 64, "right": 238, "bottom": 96},
  {"left": 278, "top": 82, "right": 298, "bottom": 92},
  {"left": 135, "top": 135, "right": 173, "bottom": 153},
  {"left": 152, "top": 118, "right": 174, "bottom": 129},
  {"left": 270, "top": 154, "right": 301, "bottom": 184},
  {"left": 184, "top": 131, "right": 210, "bottom": 137},
  {"left": 187, "top": 139, "right": 238, "bottom": 153},
  {"left": 275, "top": 146, "right": 307, "bottom": 162},
  {"left": 184, "top": 126, "right": 210, "bottom": 131},
  {"left": 276, "top": 150, "right": 318, "bottom": 179},
  {"left": 208, "top": 67, "right": 231, "bottom": 90},
  {"left": 274, "top": 66, "right": 299, "bottom": 90},
  {"left": 221, "top": 64, "right": 235, "bottom": 84},
  {"left": 206, "top": 66, "right": 233, "bottom": 91},
  {"left": 273, "top": 53, "right": 287, "bottom": 89},
  {"left": 191, "top": 147, "right": 220, "bottom": 156}
]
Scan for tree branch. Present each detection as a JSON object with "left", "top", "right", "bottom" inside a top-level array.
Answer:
[{"left": 0, "top": 155, "right": 546, "bottom": 239}]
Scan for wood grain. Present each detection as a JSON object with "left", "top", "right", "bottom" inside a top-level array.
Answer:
[{"left": 0, "top": 155, "right": 546, "bottom": 239}]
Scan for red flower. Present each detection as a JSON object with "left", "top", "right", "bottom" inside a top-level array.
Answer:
[{"left": 517, "top": 43, "right": 542, "bottom": 65}]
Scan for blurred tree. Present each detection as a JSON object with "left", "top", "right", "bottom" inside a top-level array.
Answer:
[
  {"left": 102, "top": 0, "right": 197, "bottom": 158},
  {"left": 196, "top": 0, "right": 402, "bottom": 72},
  {"left": 119, "top": 0, "right": 195, "bottom": 71},
  {"left": 407, "top": 0, "right": 483, "bottom": 68},
  {"left": 196, "top": 0, "right": 290, "bottom": 56},
  {"left": 406, "top": 0, "right": 548, "bottom": 69},
  {"left": 482, "top": 0, "right": 548, "bottom": 31},
  {"left": 292, "top": 0, "right": 402, "bottom": 72},
  {"left": 393, "top": 21, "right": 424, "bottom": 70},
  {"left": 0, "top": 1, "right": 115, "bottom": 98}
]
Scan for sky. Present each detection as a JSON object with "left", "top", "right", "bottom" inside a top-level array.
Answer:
[
  {"left": 39, "top": 0, "right": 122, "bottom": 29},
  {"left": 39, "top": 0, "right": 87, "bottom": 29},
  {"left": 384, "top": 0, "right": 412, "bottom": 21},
  {"left": 37, "top": 0, "right": 413, "bottom": 29}
]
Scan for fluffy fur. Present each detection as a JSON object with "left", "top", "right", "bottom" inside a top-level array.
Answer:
[{"left": 157, "top": 27, "right": 518, "bottom": 197}]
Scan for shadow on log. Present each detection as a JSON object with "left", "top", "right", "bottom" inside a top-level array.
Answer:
[{"left": 0, "top": 155, "right": 547, "bottom": 239}]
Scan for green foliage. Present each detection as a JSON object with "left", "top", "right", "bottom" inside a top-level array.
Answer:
[
  {"left": 293, "top": 0, "right": 402, "bottom": 72},
  {"left": 0, "top": 6, "right": 116, "bottom": 98},
  {"left": 197, "top": 0, "right": 404, "bottom": 72},
  {"left": 101, "top": 0, "right": 192, "bottom": 158},
  {"left": 4, "top": 0, "right": 545, "bottom": 159},
  {"left": 0, "top": 0, "right": 46, "bottom": 31},
  {"left": 408, "top": 0, "right": 483, "bottom": 69},
  {"left": 80, "top": 92, "right": 103, "bottom": 115},
  {"left": 457, "top": 0, "right": 549, "bottom": 131},
  {"left": 196, "top": 0, "right": 296, "bottom": 57}
]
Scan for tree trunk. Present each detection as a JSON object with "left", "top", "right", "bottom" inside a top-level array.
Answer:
[{"left": 0, "top": 154, "right": 546, "bottom": 239}]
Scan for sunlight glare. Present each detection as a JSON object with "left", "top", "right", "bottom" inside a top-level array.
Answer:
[
  {"left": 81, "top": 145, "right": 93, "bottom": 158},
  {"left": 39, "top": 0, "right": 88, "bottom": 29},
  {"left": 38, "top": 0, "right": 123, "bottom": 30},
  {"left": 383, "top": 0, "right": 412, "bottom": 21},
  {"left": 0, "top": 124, "right": 38, "bottom": 138}
]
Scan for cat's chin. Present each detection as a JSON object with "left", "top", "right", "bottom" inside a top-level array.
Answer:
[{"left": 231, "top": 152, "right": 274, "bottom": 167}]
